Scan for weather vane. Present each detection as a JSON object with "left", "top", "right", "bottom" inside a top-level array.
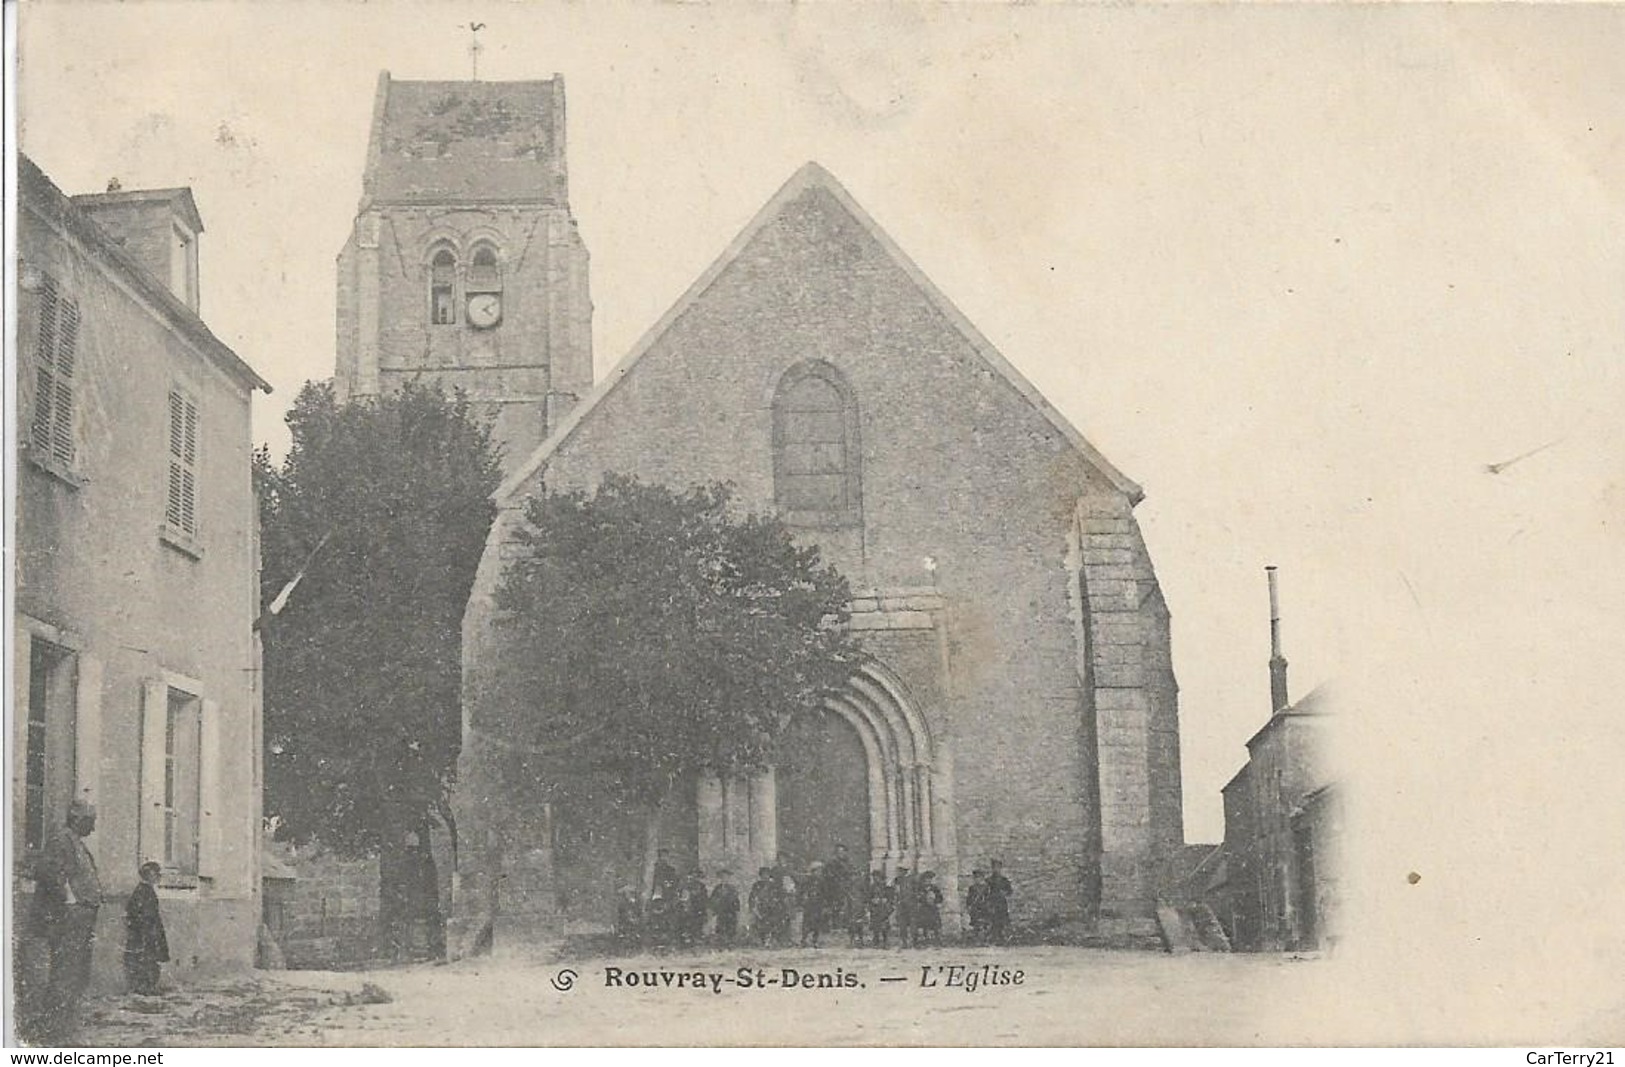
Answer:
[{"left": 465, "top": 22, "right": 486, "bottom": 81}]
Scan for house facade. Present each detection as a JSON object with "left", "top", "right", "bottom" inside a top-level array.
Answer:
[
  {"left": 11, "top": 156, "right": 271, "bottom": 993},
  {"left": 1213, "top": 684, "right": 1341, "bottom": 952}
]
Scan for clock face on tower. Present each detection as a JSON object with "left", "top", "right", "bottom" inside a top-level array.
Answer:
[{"left": 467, "top": 293, "right": 502, "bottom": 329}]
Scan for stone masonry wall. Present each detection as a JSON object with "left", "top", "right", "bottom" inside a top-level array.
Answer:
[
  {"left": 263, "top": 844, "right": 380, "bottom": 968},
  {"left": 456, "top": 173, "right": 1182, "bottom": 942},
  {"left": 335, "top": 205, "right": 591, "bottom": 473}
]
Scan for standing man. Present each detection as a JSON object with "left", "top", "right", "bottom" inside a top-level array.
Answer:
[
  {"left": 824, "top": 844, "right": 854, "bottom": 942},
  {"left": 965, "top": 868, "right": 991, "bottom": 945},
  {"left": 799, "top": 861, "right": 827, "bottom": 947},
  {"left": 866, "top": 870, "right": 894, "bottom": 948},
  {"left": 846, "top": 862, "right": 870, "bottom": 947},
  {"left": 709, "top": 869, "right": 741, "bottom": 945},
  {"left": 748, "top": 867, "right": 778, "bottom": 946},
  {"left": 916, "top": 871, "right": 944, "bottom": 946},
  {"left": 679, "top": 868, "right": 710, "bottom": 947},
  {"left": 649, "top": 849, "right": 680, "bottom": 946},
  {"left": 892, "top": 867, "right": 916, "bottom": 949},
  {"left": 27, "top": 800, "right": 104, "bottom": 1043},
  {"left": 987, "top": 859, "right": 1014, "bottom": 945}
]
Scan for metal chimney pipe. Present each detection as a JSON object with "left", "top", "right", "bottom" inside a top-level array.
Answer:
[{"left": 1267, "top": 566, "right": 1290, "bottom": 713}]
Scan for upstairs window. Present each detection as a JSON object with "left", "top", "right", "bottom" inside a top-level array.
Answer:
[
  {"left": 166, "top": 388, "right": 200, "bottom": 538},
  {"left": 468, "top": 243, "right": 502, "bottom": 292},
  {"left": 772, "top": 361, "right": 861, "bottom": 526},
  {"left": 430, "top": 249, "right": 457, "bottom": 325},
  {"left": 171, "top": 224, "right": 199, "bottom": 309},
  {"left": 29, "top": 272, "right": 81, "bottom": 471}
]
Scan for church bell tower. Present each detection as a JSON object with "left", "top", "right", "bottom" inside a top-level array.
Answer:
[{"left": 335, "top": 71, "right": 593, "bottom": 470}]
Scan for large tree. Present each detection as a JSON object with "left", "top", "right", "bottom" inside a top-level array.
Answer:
[
  {"left": 489, "top": 473, "right": 863, "bottom": 872},
  {"left": 256, "top": 381, "right": 502, "bottom": 863}
]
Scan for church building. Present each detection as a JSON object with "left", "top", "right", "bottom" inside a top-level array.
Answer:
[{"left": 337, "top": 74, "right": 1184, "bottom": 946}]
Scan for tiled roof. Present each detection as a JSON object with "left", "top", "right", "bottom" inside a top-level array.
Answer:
[{"left": 365, "top": 74, "right": 567, "bottom": 205}]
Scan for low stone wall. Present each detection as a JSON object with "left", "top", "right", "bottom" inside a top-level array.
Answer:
[{"left": 262, "top": 843, "right": 379, "bottom": 969}]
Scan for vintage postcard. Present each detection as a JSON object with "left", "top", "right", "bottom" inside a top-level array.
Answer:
[{"left": 7, "top": 0, "right": 1623, "bottom": 1049}]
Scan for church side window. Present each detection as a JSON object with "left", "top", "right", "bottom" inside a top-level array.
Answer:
[
  {"left": 773, "top": 361, "right": 861, "bottom": 526},
  {"left": 430, "top": 249, "right": 457, "bottom": 325}
]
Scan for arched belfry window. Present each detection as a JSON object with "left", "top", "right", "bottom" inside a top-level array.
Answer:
[
  {"left": 467, "top": 243, "right": 502, "bottom": 293},
  {"left": 429, "top": 248, "right": 457, "bottom": 325},
  {"left": 773, "top": 361, "right": 861, "bottom": 526}
]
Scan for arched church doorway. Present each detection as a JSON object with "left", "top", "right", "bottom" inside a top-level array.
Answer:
[{"left": 776, "top": 709, "right": 870, "bottom": 870}]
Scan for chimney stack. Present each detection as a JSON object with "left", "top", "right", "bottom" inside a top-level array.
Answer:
[{"left": 1267, "top": 566, "right": 1290, "bottom": 713}]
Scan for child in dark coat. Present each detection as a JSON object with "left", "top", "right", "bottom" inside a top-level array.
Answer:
[{"left": 124, "top": 862, "right": 169, "bottom": 995}]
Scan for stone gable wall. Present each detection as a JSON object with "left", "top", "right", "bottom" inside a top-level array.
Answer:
[{"left": 457, "top": 181, "right": 1181, "bottom": 941}]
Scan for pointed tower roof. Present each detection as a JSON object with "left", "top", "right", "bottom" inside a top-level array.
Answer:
[{"left": 496, "top": 162, "right": 1144, "bottom": 505}]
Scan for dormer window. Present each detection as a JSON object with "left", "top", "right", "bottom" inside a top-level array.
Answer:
[
  {"left": 430, "top": 249, "right": 457, "bottom": 325},
  {"left": 171, "top": 224, "right": 199, "bottom": 310}
]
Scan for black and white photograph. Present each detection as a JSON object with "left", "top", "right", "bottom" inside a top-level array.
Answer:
[{"left": 6, "top": 0, "right": 1623, "bottom": 1049}]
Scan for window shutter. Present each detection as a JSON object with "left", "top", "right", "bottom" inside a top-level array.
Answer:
[
  {"left": 197, "top": 699, "right": 221, "bottom": 879},
  {"left": 29, "top": 276, "right": 78, "bottom": 468},
  {"left": 31, "top": 279, "right": 60, "bottom": 455},
  {"left": 139, "top": 680, "right": 169, "bottom": 866},
  {"left": 166, "top": 390, "right": 200, "bottom": 536},
  {"left": 53, "top": 299, "right": 79, "bottom": 466}
]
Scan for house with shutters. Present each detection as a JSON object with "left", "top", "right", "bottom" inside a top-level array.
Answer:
[{"left": 11, "top": 155, "right": 271, "bottom": 989}]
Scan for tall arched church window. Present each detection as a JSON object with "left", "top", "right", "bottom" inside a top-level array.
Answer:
[
  {"left": 773, "top": 361, "right": 861, "bottom": 526},
  {"left": 430, "top": 249, "right": 458, "bottom": 325}
]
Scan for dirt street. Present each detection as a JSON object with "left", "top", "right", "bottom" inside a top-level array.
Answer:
[{"left": 74, "top": 943, "right": 1356, "bottom": 1046}]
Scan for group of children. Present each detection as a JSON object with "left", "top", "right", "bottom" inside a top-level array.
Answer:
[{"left": 613, "top": 846, "right": 1014, "bottom": 949}]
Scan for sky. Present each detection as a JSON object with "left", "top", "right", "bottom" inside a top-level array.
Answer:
[{"left": 14, "top": 1, "right": 1625, "bottom": 1019}]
